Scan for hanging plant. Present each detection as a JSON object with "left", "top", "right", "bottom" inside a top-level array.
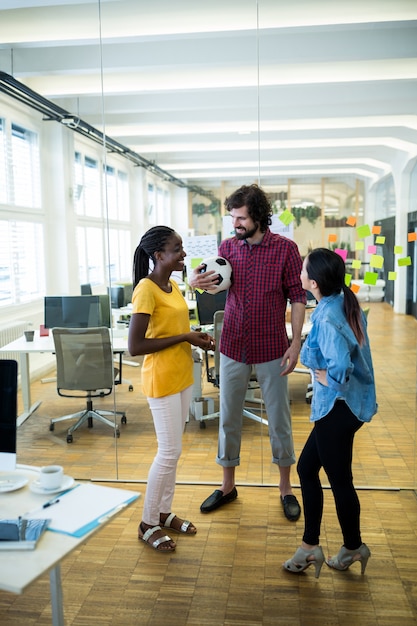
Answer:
[{"left": 291, "top": 204, "right": 321, "bottom": 226}]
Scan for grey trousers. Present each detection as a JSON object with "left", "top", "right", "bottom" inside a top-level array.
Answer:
[{"left": 217, "top": 354, "right": 296, "bottom": 468}]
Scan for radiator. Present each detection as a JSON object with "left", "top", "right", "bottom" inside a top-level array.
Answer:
[{"left": 0, "top": 321, "right": 29, "bottom": 360}]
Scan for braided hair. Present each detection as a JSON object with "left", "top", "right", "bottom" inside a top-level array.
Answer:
[
  {"left": 306, "top": 248, "right": 365, "bottom": 345},
  {"left": 132, "top": 225, "right": 175, "bottom": 288}
]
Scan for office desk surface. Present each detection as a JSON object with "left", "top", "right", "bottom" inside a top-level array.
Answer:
[
  {"left": 0, "top": 330, "right": 130, "bottom": 426},
  {"left": 0, "top": 328, "right": 129, "bottom": 354},
  {"left": 0, "top": 465, "right": 139, "bottom": 595}
]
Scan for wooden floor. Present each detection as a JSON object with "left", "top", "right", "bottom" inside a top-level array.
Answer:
[{"left": 1, "top": 302, "right": 417, "bottom": 625}]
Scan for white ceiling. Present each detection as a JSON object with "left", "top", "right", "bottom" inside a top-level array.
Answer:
[{"left": 0, "top": 0, "right": 417, "bottom": 198}]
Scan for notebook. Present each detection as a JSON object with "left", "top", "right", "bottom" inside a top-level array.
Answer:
[{"left": 0, "top": 518, "right": 50, "bottom": 550}]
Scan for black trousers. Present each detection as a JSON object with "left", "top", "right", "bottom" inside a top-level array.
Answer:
[{"left": 297, "top": 400, "right": 364, "bottom": 549}]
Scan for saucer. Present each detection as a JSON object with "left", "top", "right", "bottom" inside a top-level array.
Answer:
[
  {"left": 0, "top": 474, "right": 28, "bottom": 493},
  {"left": 29, "top": 475, "right": 75, "bottom": 495}
]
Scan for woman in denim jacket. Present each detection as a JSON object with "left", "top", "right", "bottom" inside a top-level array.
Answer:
[{"left": 284, "top": 248, "right": 377, "bottom": 578}]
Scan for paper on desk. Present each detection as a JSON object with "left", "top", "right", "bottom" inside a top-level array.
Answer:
[{"left": 27, "top": 483, "right": 140, "bottom": 537}]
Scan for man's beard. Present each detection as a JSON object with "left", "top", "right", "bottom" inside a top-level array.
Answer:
[{"left": 235, "top": 224, "right": 258, "bottom": 240}]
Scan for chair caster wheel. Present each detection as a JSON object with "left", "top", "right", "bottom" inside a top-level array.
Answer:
[
  {"left": 129, "top": 385, "right": 133, "bottom": 391},
  {"left": 121, "top": 415, "right": 127, "bottom": 424},
  {"left": 66, "top": 434, "right": 73, "bottom": 443},
  {"left": 49, "top": 422, "right": 55, "bottom": 431},
  {"left": 199, "top": 421, "right": 206, "bottom": 429}
]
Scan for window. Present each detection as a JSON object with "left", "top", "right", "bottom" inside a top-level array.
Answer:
[
  {"left": 0, "top": 117, "right": 44, "bottom": 307},
  {"left": 0, "top": 220, "right": 45, "bottom": 305},
  {"left": 77, "top": 226, "right": 104, "bottom": 286},
  {"left": 74, "top": 152, "right": 101, "bottom": 217},
  {"left": 104, "top": 166, "right": 129, "bottom": 221},
  {"left": 11, "top": 124, "right": 41, "bottom": 208},
  {"left": 107, "top": 228, "right": 131, "bottom": 282}
]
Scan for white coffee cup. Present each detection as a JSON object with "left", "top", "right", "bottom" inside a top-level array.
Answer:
[{"left": 39, "top": 465, "right": 64, "bottom": 490}]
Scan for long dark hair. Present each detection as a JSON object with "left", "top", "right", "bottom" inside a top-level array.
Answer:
[
  {"left": 132, "top": 225, "right": 175, "bottom": 288},
  {"left": 224, "top": 184, "right": 272, "bottom": 232},
  {"left": 306, "top": 248, "right": 365, "bottom": 345}
]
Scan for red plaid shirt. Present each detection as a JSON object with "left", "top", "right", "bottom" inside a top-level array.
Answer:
[{"left": 219, "top": 228, "right": 306, "bottom": 364}]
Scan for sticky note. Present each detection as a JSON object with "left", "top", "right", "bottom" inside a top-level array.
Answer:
[
  {"left": 356, "top": 224, "right": 371, "bottom": 238},
  {"left": 279, "top": 210, "right": 294, "bottom": 225},
  {"left": 328, "top": 233, "right": 337, "bottom": 242},
  {"left": 346, "top": 216, "right": 356, "bottom": 226},
  {"left": 388, "top": 271, "right": 397, "bottom": 280},
  {"left": 372, "top": 225, "right": 381, "bottom": 235},
  {"left": 367, "top": 245, "right": 377, "bottom": 254},
  {"left": 355, "top": 241, "right": 364, "bottom": 251},
  {"left": 364, "top": 272, "right": 378, "bottom": 286},
  {"left": 375, "top": 236, "right": 385, "bottom": 244},
  {"left": 191, "top": 257, "right": 203, "bottom": 269},
  {"left": 335, "top": 248, "right": 348, "bottom": 261},
  {"left": 350, "top": 282, "right": 360, "bottom": 294},
  {"left": 370, "top": 254, "right": 384, "bottom": 269},
  {"left": 351, "top": 259, "right": 361, "bottom": 269},
  {"left": 345, "top": 273, "right": 352, "bottom": 286},
  {"left": 408, "top": 232, "right": 417, "bottom": 242},
  {"left": 394, "top": 246, "right": 403, "bottom": 254},
  {"left": 398, "top": 256, "right": 412, "bottom": 267}
]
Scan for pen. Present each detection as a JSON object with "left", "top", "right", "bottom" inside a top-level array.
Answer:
[
  {"left": 21, "top": 497, "right": 61, "bottom": 519},
  {"left": 43, "top": 498, "right": 60, "bottom": 509}
]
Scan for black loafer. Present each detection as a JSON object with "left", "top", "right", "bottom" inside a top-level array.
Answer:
[
  {"left": 281, "top": 495, "right": 301, "bottom": 521},
  {"left": 200, "top": 487, "right": 238, "bottom": 513}
]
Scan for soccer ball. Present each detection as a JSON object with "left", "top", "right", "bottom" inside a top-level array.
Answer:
[{"left": 200, "top": 256, "right": 232, "bottom": 294}]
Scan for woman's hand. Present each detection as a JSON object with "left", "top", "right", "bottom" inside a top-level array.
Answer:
[
  {"left": 187, "top": 331, "right": 215, "bottom": 351},
  {"left": 189, "top": 264, "right": 220, "bottom": 291},
  {"left": 315, "top": 369, "right": 328, "bottom": 386}
]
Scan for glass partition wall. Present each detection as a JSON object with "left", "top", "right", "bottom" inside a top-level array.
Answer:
[{"left": 1, "top": 0, "right": 415, "bottom": 492}]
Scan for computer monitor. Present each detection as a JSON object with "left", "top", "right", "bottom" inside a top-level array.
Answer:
[
  {"left": 108, "top": 285, "right": 125, "bottom": 309},
  {"left": 44, "top": 295, "right": 111, "bottom": 329},
  {"left": 195, "top": 290, "right": 228, "bottom": 326},
  {"left": 80, "top": 283, "right": 92, "bottom": 295}
]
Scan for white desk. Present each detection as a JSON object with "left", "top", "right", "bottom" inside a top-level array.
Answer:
[
  {"left": 0, "top": 330, "right": 130, "bottom": 427},
  {"left": 0, "top": 465, "right": 139, "bottom": 626}
]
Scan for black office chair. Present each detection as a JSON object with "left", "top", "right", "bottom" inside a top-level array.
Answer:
[
  {"left": 50, "top": 327, "right": 126, "bottom": 443},
  {"left": 0, "top": 360, "right": 18, "bottom": 465}
]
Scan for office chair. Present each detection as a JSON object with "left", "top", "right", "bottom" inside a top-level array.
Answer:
[
  {"left": 195, "top": 292, "right": 267, "bottom": 428},
  {"left": 49, "top": 327, "right": 126, "bottom": 443},
  {"left": 0, "top": 360, "right": 18, "bottom": 469}
]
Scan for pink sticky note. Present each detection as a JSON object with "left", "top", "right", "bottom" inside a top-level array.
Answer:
[{"left": 335, "top": 248, "right": 348, "bottom": 261}]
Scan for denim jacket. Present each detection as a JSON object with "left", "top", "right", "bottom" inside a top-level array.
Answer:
[{"left": 300, "top": 294, "right": 377, "bottom": 423}]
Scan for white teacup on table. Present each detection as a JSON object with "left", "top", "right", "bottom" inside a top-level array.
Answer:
[{"left": 39, "top": 465, "right": 64, "bottom": 490}]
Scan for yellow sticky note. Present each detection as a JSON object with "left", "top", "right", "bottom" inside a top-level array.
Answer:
[
  {"left": 398, "top": 256, "right": 412, "bottom": 267},
  {"left": 344, "top": 273, "right": 352, "bottom": 287},
  {"left": 370, "top": 254, "right": 384, "bottom": 269},
  {"left": 356, "top": 224, "right": 371, "bottom": 238},
  {"left": 351, "top": 259, "right": 361, "bottom": 269},
  {"left": 346, "top": 216, "right": 356, "bottom": 226},
  {"left": 388, "top": 271, "right": 397, "bottom": 280},
  {"left": 364, "top": 271, "right": 378, "bottom": 286},
  {"left": 279, "top": 210, "right": 294, "bottom": 226},
  {"left": 375, "top": 236, "right": 385, "bottom": 244},
  {"left": 394, "top": 246, "right": 403, "bottom": 254},
  {"left": 355, "top": 241, "right": 364, "bottom": 251}
]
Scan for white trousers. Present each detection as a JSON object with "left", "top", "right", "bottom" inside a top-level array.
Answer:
[{"left": 142, "top": 385, "right": 192, "bottom": 526}]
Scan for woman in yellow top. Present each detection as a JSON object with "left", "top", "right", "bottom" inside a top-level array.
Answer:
[{"left": 128, "top": 225, "right": 214, "bottom": 552}]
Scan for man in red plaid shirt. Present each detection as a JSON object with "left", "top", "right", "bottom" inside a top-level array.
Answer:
[{"left": 191, "top": 184, "right": 306, "bottom": 521}]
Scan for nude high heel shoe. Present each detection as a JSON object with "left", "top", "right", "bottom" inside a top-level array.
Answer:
[
  {"left": 283, "top": 545, "right": 325, "bottom": 579},
  {"left": 326, "top": 543, "right": 371, "bottom": 574}
]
